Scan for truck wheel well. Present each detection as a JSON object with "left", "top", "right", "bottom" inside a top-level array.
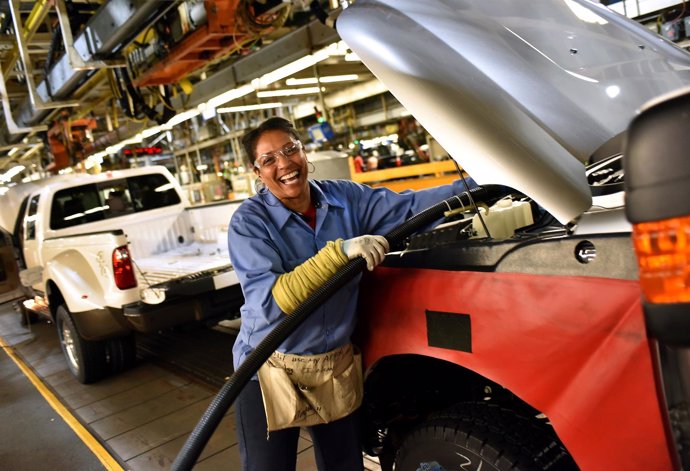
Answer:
[
  {"left": 46, "top": 281, "right": 65, "bottom": 321},
  {"left": 361, "top": 354, "right": 542, "bottom": 458}
]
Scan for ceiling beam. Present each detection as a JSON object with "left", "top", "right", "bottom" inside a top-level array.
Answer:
[
  {"left": 1, "top": 0, "right": 52, "bottom": 77},
  {"left": 0, "top": 32, "right": 52, "bottom": 48}
]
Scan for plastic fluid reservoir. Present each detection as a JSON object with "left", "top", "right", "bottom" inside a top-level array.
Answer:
[{"left": 472, "top": 198, "right": 534, "bottom": 239}]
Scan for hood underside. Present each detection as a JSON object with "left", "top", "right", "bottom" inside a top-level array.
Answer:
[{"left": 337, "top": 0, "right": 690, "bottom": 223}]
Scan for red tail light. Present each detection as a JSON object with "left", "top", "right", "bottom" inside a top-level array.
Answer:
[
  {"left": 632, "top": 215, "right": 690, "bottom": 304},
  {"left": 112, "top": 245, "right": 137, "bottom": 290}
]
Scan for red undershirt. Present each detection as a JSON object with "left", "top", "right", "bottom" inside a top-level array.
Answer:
[{"left": 299, "top": 203, "right": 317, "bottom": 229}]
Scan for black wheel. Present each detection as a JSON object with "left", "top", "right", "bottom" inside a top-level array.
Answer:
[
  {"left": 55, "top": 305, "right": 108, "bottom": 384},
  {"left": 395, "top": 403, "right": 579, "bottom": 471},
  {"left": 107, "top": 334, "right": 137, "bottom": 374}
]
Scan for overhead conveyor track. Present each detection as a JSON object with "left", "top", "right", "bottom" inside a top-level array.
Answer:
[{"left": 11, "top": 0, "right": 178, "bottom": 129}]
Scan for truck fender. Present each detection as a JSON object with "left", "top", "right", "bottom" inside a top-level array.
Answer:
[
  {"left": 44, "top": 252, "right": 133, "bottom": 340},
  {"left": 44, "top": 248, "right": 107, "bottom": 312},
  {"left": 358, "top": 267, "right": 672, "bottom": 471}
]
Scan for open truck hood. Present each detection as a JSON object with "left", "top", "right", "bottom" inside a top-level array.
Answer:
[{"left": 337, "top": 0, "right": 690, "bottom": 223}]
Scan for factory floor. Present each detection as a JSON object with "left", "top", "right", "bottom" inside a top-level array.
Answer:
[{"left": 0, "top": 300, "right": 382, "bottom": 471}]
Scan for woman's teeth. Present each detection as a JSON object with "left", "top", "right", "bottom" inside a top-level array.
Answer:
[{"left": 280, "top": 171, "right": 299, "bottom": 183}]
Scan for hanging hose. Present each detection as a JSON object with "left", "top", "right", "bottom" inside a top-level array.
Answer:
[{"left": 170, "top": 184, "right": 506, "bottom": 471}]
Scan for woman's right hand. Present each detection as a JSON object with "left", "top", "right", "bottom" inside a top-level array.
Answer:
[{"left": 341, "top": 235, "right": 390, "bottom": 271}]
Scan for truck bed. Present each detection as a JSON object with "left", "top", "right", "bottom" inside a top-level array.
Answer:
[{"left": 134, "top": 241, "right": 237, "bottom": 289}]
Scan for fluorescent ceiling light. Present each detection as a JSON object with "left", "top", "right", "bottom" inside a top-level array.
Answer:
[
  {"left": 7, "top": 147, "right": 18, "bottom": 156},
  {"left": 120, "top": 135, "right": 143, "bottom": 146},
  {"left": 257, "top": 87, "right": 322, "bottom": 98},
  {"left": 286, "top": 74, "right": 359, "bottom": 86},
  {"left": 0, "top": 165, "right": 25, "bottom": 183},
  {"left": 344, "top": 52, "right": 360, "bottom": 62},
  {"left": 141, "top": 125, "right": 164, "bottom": 139},
  {"left": 201, "top": 106, "right": 217, "bottom": 121},
  {"left": 217, "top": 103, "right": 283, "bottom": 113},
  {"left": 253, "top": 47, "right": 332, "bottom": 89},
  {"left": 166, "top": 108, "right": 201, "bottom": 127},
  {"left": 206, "top": 83, "right": 255, "bottom": 109},
  {"left": 320, "top": 74, "right": 359, "bottom": 83},
  {"left": 286, "top": 77, "right": 319, "bottom": 86}
]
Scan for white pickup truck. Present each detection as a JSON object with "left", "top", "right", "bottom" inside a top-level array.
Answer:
[{"left": 0, "top": 166, "right": 243, "bottom": 383}]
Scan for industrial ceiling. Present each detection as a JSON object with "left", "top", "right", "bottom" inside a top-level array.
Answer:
[{"left": 0, "top": 0, "right": 375, "bottom": 178}]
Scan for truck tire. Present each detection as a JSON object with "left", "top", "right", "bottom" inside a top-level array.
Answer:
[
  {"left": 107, "top": 334, "right": 137, "bottom": 374},
  {"left": 56, "top": 304, "right": 108, "bottom": 384},
  {"left": 395, "top": 403, "right": 578, "bottom": 471}
]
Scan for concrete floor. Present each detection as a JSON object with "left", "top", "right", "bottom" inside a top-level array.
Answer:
[
  {"left": 0, "top": 338, "right": 108, "bottom": 470},
  {"left": 0, "top": 300, "right": 382, "bottom": 471}
]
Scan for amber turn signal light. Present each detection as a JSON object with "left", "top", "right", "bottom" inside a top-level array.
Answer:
[{"left": 633, "top": 215, "right": 690, "bottom": 304}]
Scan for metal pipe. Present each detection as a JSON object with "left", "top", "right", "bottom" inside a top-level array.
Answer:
[
  {"left": 0, "top": 68, "right": 47, "bottom": 134},
  {"left": 8, "top": 0, "right": 80, "bottom": 110},
  {"left": 1, "top": 0, "right": 51, "bottom": 77}
]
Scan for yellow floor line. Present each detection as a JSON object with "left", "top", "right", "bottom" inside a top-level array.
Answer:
[{"left": 0, "top": 335, "right": 125, "bottom": 471}]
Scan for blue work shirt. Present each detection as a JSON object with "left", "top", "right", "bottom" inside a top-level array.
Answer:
[{"left": 228, "top": 178, "right": 475, "bottom": 371}]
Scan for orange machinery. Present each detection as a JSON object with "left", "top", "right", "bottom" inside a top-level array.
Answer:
[
  {"left": 131, "top": 0, "right": 283, "bottom": 87},
  {"left": 47, "top": 116, "right": 97, "bottom": 172}
]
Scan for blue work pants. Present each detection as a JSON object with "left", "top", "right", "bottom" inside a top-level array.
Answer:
[{"left": 235, "top": 380, "right": 364, "bottom": 471}]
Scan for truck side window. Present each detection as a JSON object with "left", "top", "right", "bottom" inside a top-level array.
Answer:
[
  {"left": 127, "top": 174, "right": 181, "bottom": 211},
  {"left": 51, "top": 184, "right": 104, "bottom": 230},
  {"left": 48, "top": 174, "right": 180, "bottom": 230},
  {"left": 25, "top": 195, "right": 40, "bottom": 240}
]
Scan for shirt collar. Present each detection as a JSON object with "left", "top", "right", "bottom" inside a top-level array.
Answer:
[
  {"left": 310, "top": 180, "right": 345, "bottom": 210},
  {"left": 258, "top": 180, "right": 346, "bottom": 230}
]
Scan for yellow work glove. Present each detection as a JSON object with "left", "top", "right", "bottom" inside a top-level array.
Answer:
[{"left": 272, "top": 239, "right": 349, "bottom": 314}]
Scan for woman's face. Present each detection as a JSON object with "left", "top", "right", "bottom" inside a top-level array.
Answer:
[{"left": 253, "top": 129, "right": 310, "bottom": 211}]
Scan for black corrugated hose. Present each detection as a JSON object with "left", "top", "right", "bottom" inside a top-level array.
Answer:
[{"left": 170, "top": 185, "right": 504, "bottom": 471}]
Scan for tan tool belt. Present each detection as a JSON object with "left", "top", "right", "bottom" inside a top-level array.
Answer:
[{"left": 257, "top": 343, "right": 363, "bottom": 432}]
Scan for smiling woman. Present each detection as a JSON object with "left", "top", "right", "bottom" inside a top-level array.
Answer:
[
  {"left": 227, "top": 115, "right": 475, "bottom": 471},
  {"left": 242, "top": 117, "right": 312, "bottom": 214}
]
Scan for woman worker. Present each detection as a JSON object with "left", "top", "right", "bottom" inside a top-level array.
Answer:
[{"left": 228, "top": 117, "right": 476, "bottom": 471}]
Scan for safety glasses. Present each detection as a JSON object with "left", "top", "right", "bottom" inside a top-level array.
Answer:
[{"left": 254, "top": 141, "right": 303, "bottom": 169}]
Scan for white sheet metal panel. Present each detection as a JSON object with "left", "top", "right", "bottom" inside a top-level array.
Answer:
[{"left": 337, "top": 0, "right": 690, "bottom": 223}]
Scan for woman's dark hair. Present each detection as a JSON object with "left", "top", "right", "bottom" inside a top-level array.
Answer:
[{"left": 241, "top": 117, "right": 302, "bottom": 167}]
